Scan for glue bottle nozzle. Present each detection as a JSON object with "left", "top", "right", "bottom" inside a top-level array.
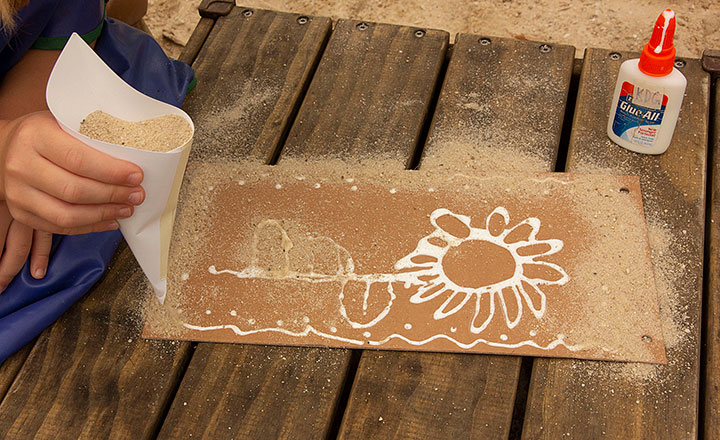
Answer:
[{"left": 638, "top": 9, "right": 677, "bottom": 76}]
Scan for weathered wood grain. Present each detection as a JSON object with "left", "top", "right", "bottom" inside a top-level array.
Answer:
[
  {"left": 421, "top": 35, "right": 574, "bottom": 171},
  {"left": 0, "top": 342, "right": 33, "bottom": 401},
  {"left": 158, "top": 17, "right": 448, "bottom": 440},
  {"left": 282, "top": 19, "right": 449, "bottom": 167},
  {"left": 184, "top": 7, "right": 331, "bottom": 163},
  {"left": 703, "top": 75, "right": 719, "bottom": 440},
  {"left": 177, "top": 17, "right": 214, "bottom": 66},
  {"left": 338, "top": 35, "right": 574, "bottom": 439},
  {"left": 523, "top": 49, "right": 709, "bottom": 439},
  {"left": 160, "top": 343, "right": 352, "bottom": 439},
  {"left": 0, "top": 246, "right": 192, "bottom": 439}
]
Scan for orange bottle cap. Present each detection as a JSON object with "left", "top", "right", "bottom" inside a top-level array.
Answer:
[{"left": 638, "top": 9, "right": 677, "bottom": 76}]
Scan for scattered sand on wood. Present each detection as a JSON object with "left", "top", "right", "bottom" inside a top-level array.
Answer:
[
  {"left": 79, "top": 110, "right": 192, "bottom": 152},
  {"left": 423, "top": 123, "right": 550, "bottom": 174},
  {"left": 548, "top": 151, "right": 700, "bottom": 405},
  {"left": 186, "top": 80, "right": 282, "bottom": 163}
]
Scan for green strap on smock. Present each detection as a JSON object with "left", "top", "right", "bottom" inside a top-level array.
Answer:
[{"left": 30, "top": 19, "right": 104, "bottom": 50}]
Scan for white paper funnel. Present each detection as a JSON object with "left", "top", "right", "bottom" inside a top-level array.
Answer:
[{"left": 46, "top": 33, "right": 194, "bottom": 303}]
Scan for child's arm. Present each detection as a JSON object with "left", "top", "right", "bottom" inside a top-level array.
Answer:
[{"left": 0, "top": 49, "right": 146, "bottom": 290}]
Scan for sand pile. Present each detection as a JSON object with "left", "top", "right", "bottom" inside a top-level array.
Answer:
[{"left": 79, "top": 110, "right": 192, "bottom": 152}]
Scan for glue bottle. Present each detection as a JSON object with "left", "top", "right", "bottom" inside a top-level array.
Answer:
[{"left": 607, "top": 9, "right": 686, "bottom": 155}]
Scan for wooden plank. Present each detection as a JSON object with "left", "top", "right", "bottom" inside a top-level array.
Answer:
[
  {"left": 523, "top": 49, "right": 709, "bottom": 439},
  {"left": 177, "top": 17, "right": 214, "bottom": 66},
  {"left": 154, "top": 8, "right": 341, "bottom": 440},
  {"left": 0, "top": 246, "right": 192, "bottom": 439},
  {"left": 703, "top": 75, "right": 719, "bottom": 440},
  {"left": 159, "top": 343, "right": 352, "bottom": 439},
  {"left": 282, "top": 19, "right": 448, "bottom": 168},
  {"left": 0, "top": 343, "right": 33, "bottom": 401},
  {"left": 157, "top": 18, "right": 448, "bottom": 440},
  {"left": 0, "top": 16, "right": 223, "bottom": 439},
  {"left": 184, "top": 7, "right": 331, "bottom": 163},
  {"left": 339, "top": 35, "right": 574, "bottom": 439}
]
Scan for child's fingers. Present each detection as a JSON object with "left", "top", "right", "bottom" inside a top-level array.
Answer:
[
  {"left": 38, "top": 130, "right": 144, "bottom": 186},
  {"left": 0, "top": 221, "right": 33, "bottom": 293},
  {"left": 30, "top": 230, "right": 53, "bottom": 279},
  {"left": 24, "top": 153, "right": 145, "bottom": 205},
  {"left": 11, "top": 208, "right": 119, "bottom": 236},
  {"left": 0, "top": 205, "right": 12, "bottom": 253},
  {"left": 7, "top": 183, "right": 132, "bottom": 233}
]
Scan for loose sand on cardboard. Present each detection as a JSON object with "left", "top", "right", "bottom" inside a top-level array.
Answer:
[{"left": 144, "top": 161, "right": 666, "bottom": 364}]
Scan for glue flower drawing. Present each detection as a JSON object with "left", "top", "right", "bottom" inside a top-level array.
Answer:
[{"left": 395, "top": 207, "right": 569, "bottom": 333}]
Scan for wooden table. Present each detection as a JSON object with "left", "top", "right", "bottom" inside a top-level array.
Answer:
[{"left": 1, "top": 3, "right": 718, "bottom": 439}]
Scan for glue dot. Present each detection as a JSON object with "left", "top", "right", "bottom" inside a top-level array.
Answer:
[
  {"left": 428, "top": 188, "right": 435, "bottom": 192},
  {"left": 248, "top": 318, "right": 256, "bottom": 324},
  {"left": 314, "top": 183, "right": 321, "bottom": 189},
  {"left": 500, "top": 334, "right": 508, "bottom": 341},
  {"left": 404, "top": 323, "right": 412, "bottom": 330},
  {"left": 205, "top": 310, "right": 211, "bottom": 315},
  {"left": 275, "top": 184, "right": 282, "bottom": 189},
  {"left": 529, "top": 330, "right": 537, "bottom": 337},
  {"left": 389, "top": 188, "right": 397, "bottom": 194},
  {"left": 237, "top": 180, "right": 245, "bottom": 185},
  {"left": 363, "top": 331, "right": 371, "bottom": 337},
  {"left": 208, "top": 185, "right": 214, "bottom": 191},
  {"left": 330, "top": 326, "right": 337, "bottom": 333},
  {"left": 295, "top": 176, "right": 305, "bottom": 181},
  {"left": 230, "top": 310, "right": 237, "bottom": 316},
  {"left": 450, "top": 327, "right": 457, "bottom": 333},
  {"left": 181, "top": 273, "right": 189, "bottom": 281},
  {"left": 350, "top": 185, "right": 358, "bottom": 191},
  {"left": 277, "top": 320, "right": 284, "bottom": 326},
  {"left": 346, "top": 178, "right": 355, "bottom": 183}
]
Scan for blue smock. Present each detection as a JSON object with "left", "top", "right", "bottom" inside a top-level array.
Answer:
[{"left": 0, "top": 0, "right": 195, "bottom": 363}]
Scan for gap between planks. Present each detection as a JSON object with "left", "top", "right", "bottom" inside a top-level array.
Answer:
[{"left": 699, "top": 73, "right": 719, "bottom": 440}]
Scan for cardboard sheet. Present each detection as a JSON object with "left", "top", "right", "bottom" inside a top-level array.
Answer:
[{"left": 143, "top": 164, "right": 666, "bottom": 363}]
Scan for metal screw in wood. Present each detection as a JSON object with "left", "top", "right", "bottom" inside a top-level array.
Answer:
[
  {"left": 414, "top": 29, "right": 426, "bottom": 38},
  {"left": 357, "top": 22, "right": 369, "bottom": 31},
  {"left": 242, "top": 9, "right": 253, "bottom": 17},
  {"left": 609, "top": 52, "right": 622, "bottom": 60},
  {"left": 540, "top": 44, "right": 552, "bottom": 53},
  {"left": 297, "top": 16, "right": 309, "bottom": 25},
  {"left": 479, "top": 38, "right": 491, "bottom": 46},
  {"left": 674, "top": 59, "right": 686, "bottom": 68}
]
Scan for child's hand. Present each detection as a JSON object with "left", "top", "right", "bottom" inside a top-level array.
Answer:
[
  {"left": 0, "top": 202, "right": 52, "bottom": 293},
  {"left": 0, "top": 111, "right": 145, "bottom": 235}
]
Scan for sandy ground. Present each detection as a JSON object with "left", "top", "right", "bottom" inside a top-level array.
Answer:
[{"left": 145, "top": 0, "right": 719, "bottom": 59}]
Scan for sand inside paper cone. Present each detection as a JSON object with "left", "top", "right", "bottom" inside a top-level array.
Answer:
[{"left": 79, "top": 110, "right": 191, "bottom": 152}]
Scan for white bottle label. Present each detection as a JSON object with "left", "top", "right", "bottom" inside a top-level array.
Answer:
[{"left": 612, "top": 81, "right": 667, "bottom": 148}]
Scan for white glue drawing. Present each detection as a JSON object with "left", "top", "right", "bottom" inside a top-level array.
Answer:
[
  {"left": 189, "top": 207, "right": 574, "bottom": 351},
  {"left": 395, "top": 207, "right": 569, "bottom": 333}
]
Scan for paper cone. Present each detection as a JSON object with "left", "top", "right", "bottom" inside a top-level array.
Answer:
[{"left": 46, "top": 33, "right": 194, "bottom": 303}]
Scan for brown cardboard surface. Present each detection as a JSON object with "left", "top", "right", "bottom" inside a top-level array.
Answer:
[{"left": 143, "top": 163, "right": 666, "bottom": 364}]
